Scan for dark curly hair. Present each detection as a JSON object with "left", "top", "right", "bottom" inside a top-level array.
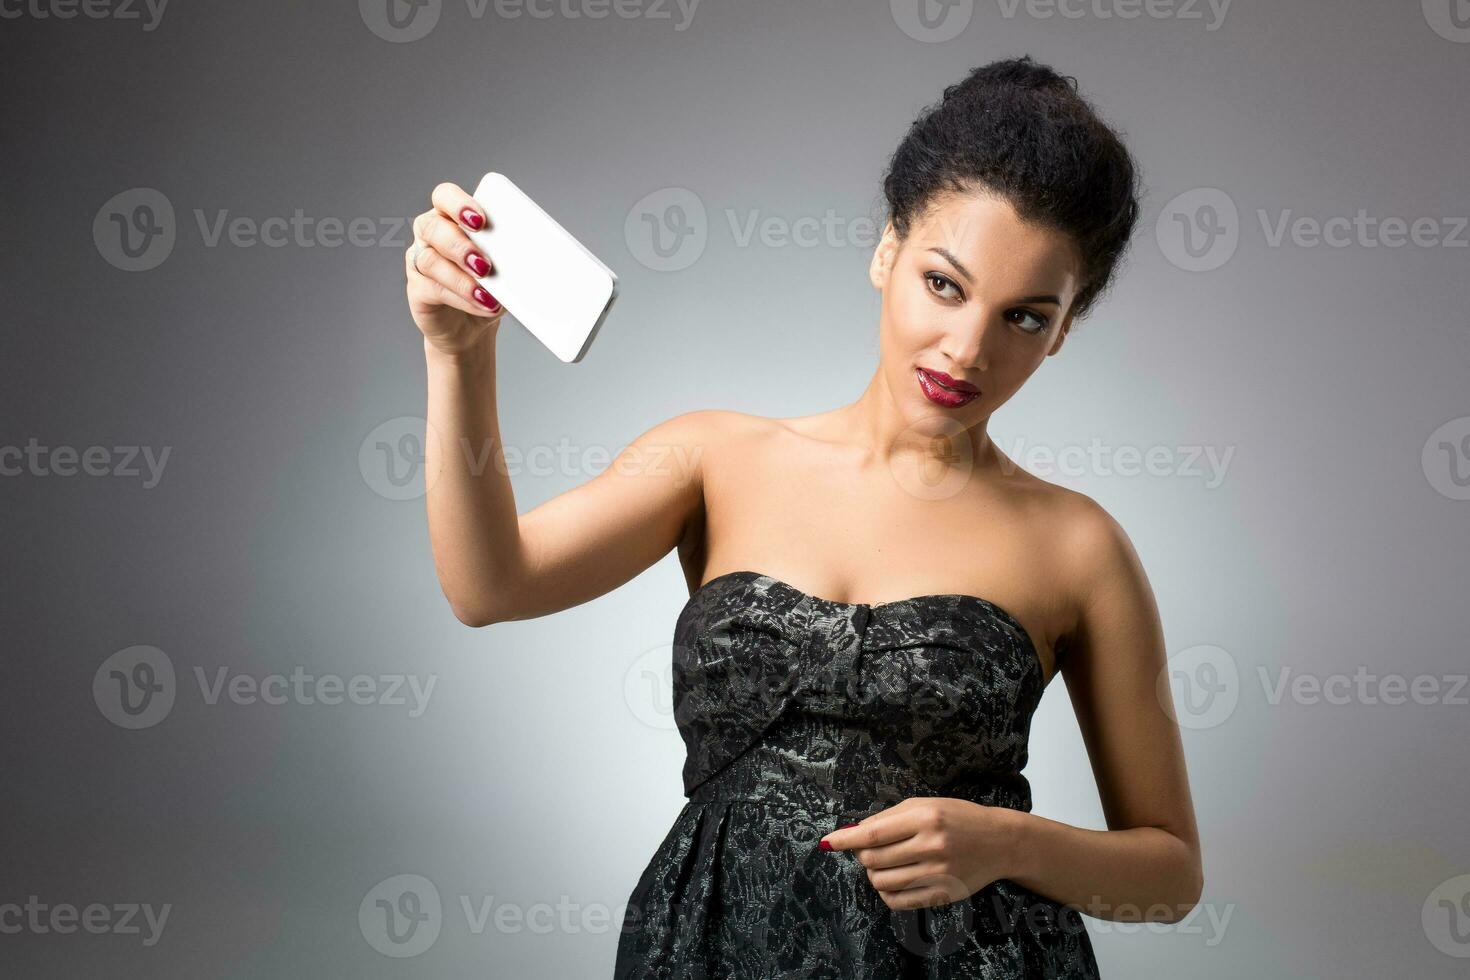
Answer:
[{"left": 881, "top": 55, "right": 1142, "bottom": 325}]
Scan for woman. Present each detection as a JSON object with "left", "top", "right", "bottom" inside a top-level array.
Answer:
[{"left": 404, "top": 55, "right": 1202, "bottom": 979}]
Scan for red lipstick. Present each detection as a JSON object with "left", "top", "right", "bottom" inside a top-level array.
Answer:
[{"left": 915, "top": 367, "right": 980, "bottom": 408}]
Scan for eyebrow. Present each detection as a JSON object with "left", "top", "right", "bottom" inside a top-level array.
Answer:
[{"left": 926, "top": 246, "right": 1063, "bottom": 306}]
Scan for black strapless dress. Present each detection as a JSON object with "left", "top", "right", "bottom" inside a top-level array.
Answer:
[{"left": 613, "top": 570, "right": 1100, "bottom": 979}]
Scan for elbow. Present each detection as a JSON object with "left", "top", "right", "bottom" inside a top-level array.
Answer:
[
  {"left": 445, "top": 593, "right": 502, "bottom": 628},
  {"left": 451, "top": 603, "right": 495, "bottom": 628},
  {"left": 1166, "top": 855, "right": 1205, "bottom": 922}
]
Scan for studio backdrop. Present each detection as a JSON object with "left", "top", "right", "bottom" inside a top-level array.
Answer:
[{"left": 3, "top": 1, "right": 1468, "bottom": 977}]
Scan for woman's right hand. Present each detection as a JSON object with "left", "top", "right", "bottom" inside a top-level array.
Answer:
[{"left": 406, "top": 181, "right": 506, "bottom": 356}]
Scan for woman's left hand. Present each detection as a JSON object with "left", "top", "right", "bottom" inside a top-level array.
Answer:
[{"left": 819, "top": 797, "right": 1028, "bottom": 910}]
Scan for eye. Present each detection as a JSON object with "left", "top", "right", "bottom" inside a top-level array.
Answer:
[
  {"left": 1007, "top": 308, "right": 1050, "bottom": 335},
  {"left": 924, "top": 272, "right": 962, "bottom": 301}
]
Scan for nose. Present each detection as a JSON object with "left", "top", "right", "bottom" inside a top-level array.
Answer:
[{"left": 938, "top": 318, "right": 990, "bottom": 374}]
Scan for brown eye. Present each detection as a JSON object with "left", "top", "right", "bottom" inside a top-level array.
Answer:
[
  {"left": 1007, "top": 308, "right": 1049, "bottom": 334},
  {"left": 925, "top": 272, "right": 960, "bottom": 299}
]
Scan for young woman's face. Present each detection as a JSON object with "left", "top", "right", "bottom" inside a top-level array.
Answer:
[{"left": 869, "top": 190, "right": 1082, "bottom": 432}]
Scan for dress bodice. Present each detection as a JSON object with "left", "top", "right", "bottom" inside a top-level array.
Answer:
[{"left": 672, "top": 570, "right": 1046, "bottom": 818}]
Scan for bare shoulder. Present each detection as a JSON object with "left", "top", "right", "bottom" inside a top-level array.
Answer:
[
  {"left": 620, "top": 408, "right": 779, "bottom": 482},
  {"left": 634, "top": 407, "right": 781, "bottom": 451},
  {"left": 648, "top": 407, "right": 793, "bottom": 452},
  {"left": 1045, "top": 484, "right": 1145, "bottom": 593},
  {"left": 999, "top": 468, "right": 1148, "bottom": 605},
  {"left": 1029, "top": 484, "right": 1159, "bottom": 666}
]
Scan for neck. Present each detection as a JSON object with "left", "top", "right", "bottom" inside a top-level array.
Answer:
[{"left": 836, "top": 365, "right": 997, "bottom": 475}]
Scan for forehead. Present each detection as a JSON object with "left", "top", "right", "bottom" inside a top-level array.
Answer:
[{"left": 906, "top": 189, "right": 1079, "bottom": 284}]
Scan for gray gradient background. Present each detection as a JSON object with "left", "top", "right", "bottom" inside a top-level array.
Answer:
[{"left": 3, "top": 0, "right": 1469, "bottom": 976}]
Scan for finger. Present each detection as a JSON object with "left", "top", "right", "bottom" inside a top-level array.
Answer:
[
  {"left": 878, "top": 884, "right": 957, "bottom": 911},
  {"left": 407, "top": 244, "right": 502, "bottom": 317},
  {"left": 430, "top": 181, "right": 488, "bottom": 232},
  {"left": 865, "top": 860, "right": 942, "bottom": 893},
  {"left": 821, "top": 813, "right": 914, "bottom": 852},
  {"left": 852, "top": 835, "right": 932, "bottom": 870},
  {"left": 416, "top": 208, "right": 494, "bottom": 280}
]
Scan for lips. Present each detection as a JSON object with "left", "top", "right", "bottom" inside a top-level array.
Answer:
[
  {"left": 920, "top": 368, "right": 979, "bottom": 393},
  {"left": 915, "top": 367, "right": 980, "bottom": 408}
]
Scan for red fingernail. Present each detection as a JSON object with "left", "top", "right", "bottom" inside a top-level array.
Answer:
[
  {"left": 466, "top": 252, "right": 490, "bottom": 276},
  {"left": 460, "top": 208, "right": 484, "bottom": 230},
  {"left": 818, "top": 839, "right": 832, "bottom": 852},
  {"left": 473, "top": 287, "right": 500, "bottom": 311}
]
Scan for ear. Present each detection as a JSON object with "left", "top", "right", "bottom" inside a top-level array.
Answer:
[{"left": 868, "top": 220, "right": 900, "bottom": 290}]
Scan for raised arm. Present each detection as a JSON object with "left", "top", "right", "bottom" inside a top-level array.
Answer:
[{"left": 407, "top": 180, "right": 710, "bottom": 627}]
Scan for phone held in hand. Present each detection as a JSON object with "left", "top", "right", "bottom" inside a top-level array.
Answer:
[{"left": 465, "top": 171, "right": 619, "bottom": 364}]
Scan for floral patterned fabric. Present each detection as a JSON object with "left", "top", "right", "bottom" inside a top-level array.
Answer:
[{"left": 613, "top": 570, "right": 1100, "bottom": 979}]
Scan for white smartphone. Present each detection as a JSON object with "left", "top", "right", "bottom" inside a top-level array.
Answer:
[{"left": 465, "top": 172, "right": 619, "bottom": 363}]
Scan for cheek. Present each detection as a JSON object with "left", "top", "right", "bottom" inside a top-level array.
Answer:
[{"left": 885, "top": 282, "right": 939, "bottom": 346}]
